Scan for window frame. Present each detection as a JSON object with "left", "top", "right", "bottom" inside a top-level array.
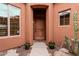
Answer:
[
  {"left": 0, "top": 4, "right": 8, "bottom": 36},
  {"left": 0, "top": 3, "right": 21, "bottom": 39},
  {"left": 58, "top": 9, "right": 71, "bottom": 27}
]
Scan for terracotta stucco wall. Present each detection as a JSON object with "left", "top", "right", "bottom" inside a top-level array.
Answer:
[
  {"left": 46, "top": 4, "right": 54, "bottom": 42},
  {"left": 53, "top": 3, "right": 79, "bottom": 46},
  {"left": 1, "top": 3, "right": 79, "bottom": 51},
  {"left": 25, "top": 3, "right": 54, "bottom": 44},
  {"left": 0, "top": 3, "right": 26, "bottom": 51}
]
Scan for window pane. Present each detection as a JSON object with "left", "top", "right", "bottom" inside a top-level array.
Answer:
[
  {"left": 65, "top": 13, "right": 70, "bottom": 25},
  {"left": 59, "top": 10, "right": 70, "bottom": 26},
  {"left": 9, "top": 5, "right": 21, "bottom": 36},
  {"left": 0, "top": 4, "right": 8, "bottom": 36},
  {"left": 60, "top": 15, "right": 65, "bottom": 25}
]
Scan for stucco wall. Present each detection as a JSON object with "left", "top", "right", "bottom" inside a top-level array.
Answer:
[
  {"left": 0, "top": 3, "right": 26, "bottom": 51},
  {"left": 53, "top": 3, "right": 79, "bottom": 46},
  {"left": 25, "top": 3, "right": 54, "bottom": 44},
  {"left": 0, "top": 3, "right": 79, "bottom": 51}
]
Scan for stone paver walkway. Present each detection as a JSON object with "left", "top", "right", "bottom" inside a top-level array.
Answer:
[{"left": 29, "top": 42, "right": 49, "bottom": 56}]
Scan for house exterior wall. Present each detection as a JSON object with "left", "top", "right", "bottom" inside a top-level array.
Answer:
[
  {"left": 0, "top": 3, "right": 79, "bottom": 51},
  {"left": 53, "top": 3, "right": 79, "bottom": 46},
  {"left": 0, "top": 3, "right": 26, "bottom": 51},
  {"left": 25, "top": 3, "right": 54, "bottom": 44}
]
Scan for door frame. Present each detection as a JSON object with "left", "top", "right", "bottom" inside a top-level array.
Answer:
[
  {"left": 26, "top": 4, "right": 54, "bottom": 45},
  {"left": 31, "top": 5, "right": 48, "bottom": 42}
]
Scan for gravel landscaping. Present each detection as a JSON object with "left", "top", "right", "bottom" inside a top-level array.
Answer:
[
  {"left": 0, "top": 46, "right": 32, "bottom": 56},
  {"left": 16, "top": 46, "right": 32, "bottom": 56},
  {"left": 47, "top": 47, "right": 57, "bottom": 56},
  {"left": 0, "top": 50, "right": 7, "bottom": 56},
  {"left": 47, "top": 47, "right": 74, "bottom": 56},
  {"left": 0, "top": 42, "right": 75, "bottom": 56}
]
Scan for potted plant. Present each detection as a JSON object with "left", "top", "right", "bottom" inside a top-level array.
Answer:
[
  {"left": 24, "top": 42, "right": 30, "bottom": 50},
  {"left": 48, "top": 42, "right": 56, "bottom": 49}
]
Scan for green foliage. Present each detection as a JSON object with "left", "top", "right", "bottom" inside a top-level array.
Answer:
[
  {"left": 64, "top": 36, "right": 71, "bottom": 50},
  {"left": 24, "top": 42, "right": 30, "bottom": 50},
  {"left": 64, "top": 11, "right": 79, "bottom": 55},
  {"left": 48, "top": 42, "right": 56, "bottom": 49},
  {"left": 73, "top": 11, "right": 79, "bottom": 55},
  {"left": 73, "top": 11, "right": 78, "bottom": 41}
]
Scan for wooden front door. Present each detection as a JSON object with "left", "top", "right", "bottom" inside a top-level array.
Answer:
[{"left": 33, "top": 8, "right": 46, "bottom": 40}]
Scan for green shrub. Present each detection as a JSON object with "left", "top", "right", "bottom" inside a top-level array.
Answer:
[
  {"left": 64, "top": 36, "right": 72, "bottom": 53},
  {"left": 48, "top": 42, "right": 55, "bottom": 49},
  {"left": 24, "top": 42, "right": 30, "bottom": 50},
  {"left": 64, "top": 36, "right": 71, "bottom": 50}
]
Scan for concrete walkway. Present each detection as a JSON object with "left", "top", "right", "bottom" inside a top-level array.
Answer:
[{"left": 29, "top": 42, "right": 49, "bottom": 56}]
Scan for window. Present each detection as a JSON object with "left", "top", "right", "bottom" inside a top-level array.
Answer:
[
  {"left": 0, "top": 4, "right": 8, "bottom": 36},
  {"left": 9, "top": 5, "right": 20, "bottom": 36},
  {"left": 59, "top": 10, "right": 70, "bottom": 26},
  {"left": 0, "top": 3, "right": 21, "bottom": 37}
]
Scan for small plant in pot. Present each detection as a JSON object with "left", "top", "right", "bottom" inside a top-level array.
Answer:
[
  {"left": 24, "top": 42, "right": 30, "bottom": 50},
  {"left": 48, "top": 42, "right": 55, "bottom": 49}
]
